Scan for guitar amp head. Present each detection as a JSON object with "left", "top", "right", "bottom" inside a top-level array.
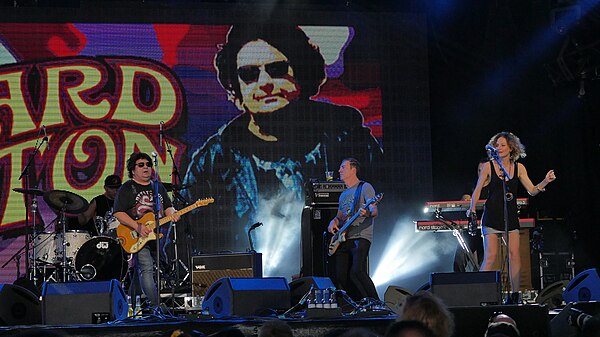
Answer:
[
  {"left": 191, "top": 252, "right": 262, "bottom": 297},
  {"left": 305, "top": 179, "right": 346, "bottom": 206}
]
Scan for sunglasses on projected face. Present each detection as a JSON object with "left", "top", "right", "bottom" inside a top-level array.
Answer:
[
  {"left": 136, "top": 162, "right": 152, "bottom": 168},
  {"left": 237, "top": 61, "right": 291, "bottom": 84}
]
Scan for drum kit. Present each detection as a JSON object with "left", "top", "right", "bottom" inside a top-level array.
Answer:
[{"left": 13, "top": 188, "right": 128, "bottom": 285}]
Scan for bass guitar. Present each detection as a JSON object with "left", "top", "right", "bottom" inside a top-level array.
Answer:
[
  {"left": 328, "top": 193, "right": 383, "bottom": 256},
  {"left": 116, "top": 197, "right": 214, "bottom": 253}
]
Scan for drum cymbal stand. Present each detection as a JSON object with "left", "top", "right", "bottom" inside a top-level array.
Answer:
[
  {"left": 3, "top": 130, "right": 47, "bottom": 286},
  {"left": 56, "top": 203, "right": 71, "bottom": 282}
]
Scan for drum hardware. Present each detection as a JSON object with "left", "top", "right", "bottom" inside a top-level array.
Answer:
[
  {"left": 3, "top": 187, "right": 47, "bottom": 286},
  {"left": 4, "top": 129, "right": 47, "bottom": 284},
  {"left": 95, "top": 214, "right": 120, "bottom": 238},
  {"left": 43, "top": 189, "right": 89, "bottom": 282}
]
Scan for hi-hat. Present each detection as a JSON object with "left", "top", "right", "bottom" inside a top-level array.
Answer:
[
  {"left": 43, "top": 190, "right": 89, "bottom": 213},
  {"left": 13, "top": 188, "right": 45, "bottom": 196},
  {"left": 162, "top": 183, "right": 190, "bottom": 192}
]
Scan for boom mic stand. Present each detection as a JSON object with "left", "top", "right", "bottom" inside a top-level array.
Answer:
[
  {"left": 489, "top": 150, "right": 513, "bottom": 302},
  {"left": 162, "top": 125, "right": 192, "bottom": 314},
  {"left": 15, "top": 128, "right": 46, "bottom": 284},
  {"left": 162, "top": 128, "right": 191, "bottom": 290},
  {"left": 435, "top": 210, "right": 479, "bottom": 272}
]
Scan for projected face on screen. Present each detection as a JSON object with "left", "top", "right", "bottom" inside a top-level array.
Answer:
[
  {"left": 235, "top": 39, "right": 300, "bottom": 114},
  {"left": 0, "top": 18, "right": 431, "bottom": 284}
]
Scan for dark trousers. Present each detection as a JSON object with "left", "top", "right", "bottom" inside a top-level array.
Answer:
[{"left": 334, "top": 238, "right": 379, "bottom": 300}]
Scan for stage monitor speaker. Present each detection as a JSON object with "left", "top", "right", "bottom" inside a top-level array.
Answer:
[
  {"left": 289, "top": 276, "right": 335, "bottom": 305},
  {"left": 563, "top": 268, "right": 600, "bottom": 303},
  {"left": 0, "top": 284, "right": 41, "bottom": 326},
  {"left": 430, "top": 271, "right": 501, "bottom": 307},
  {"left": 536, "top": 279, "right": 569, "bottom": 309},
  {"left": 301, "top": 206, "right": 337, "bottom": 277},
  {"left": 191, "top": 252, "right": 262, "bottom": 297},
  {"left": 42, "top": 279, "right": 127, "bottom": 324},
  {"left": 384, "top": 286, "right": 413, "bottom": 314},
  {"left": 202, "top": 277, "right": 290, "bottom": 318}
]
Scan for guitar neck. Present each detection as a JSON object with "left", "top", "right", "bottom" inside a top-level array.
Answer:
[
  {"left": 338, "top": 205, "right": 367, "bottom": 234},
  {"left": 158, "top": 202, "right": 198, "bottom": 226}
]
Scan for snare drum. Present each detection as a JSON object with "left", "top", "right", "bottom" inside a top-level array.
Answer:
[{"left": 75, "top": 236, "right": 128, "bottom": 281}]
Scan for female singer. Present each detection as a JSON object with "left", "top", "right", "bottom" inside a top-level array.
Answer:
[{"left": 467, "top": 132, "right": 556, "bottom": 301}]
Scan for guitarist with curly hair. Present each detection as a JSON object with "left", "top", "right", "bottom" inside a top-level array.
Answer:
[
  {"left": 113, "top": 152, "right": 180, "bottom": 309},
  {"left": 327, "top": 158, "right": 380, "bottom": 300}
]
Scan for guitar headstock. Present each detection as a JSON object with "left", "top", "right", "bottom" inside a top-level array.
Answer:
[{"left": 194, "top": 197, "right": 215, "bottom": 207}]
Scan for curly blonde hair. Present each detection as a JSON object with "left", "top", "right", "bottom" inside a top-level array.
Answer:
[{"left": 487, "top": 131, "right": 526, "bottom": 162}]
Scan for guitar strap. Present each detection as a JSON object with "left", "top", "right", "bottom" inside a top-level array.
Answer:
[{"left": 351, "top": 181, "right": 365, "bottom": 215}]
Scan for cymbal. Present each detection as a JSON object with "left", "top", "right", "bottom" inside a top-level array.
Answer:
[
  {"left": 163, "top": 183, "right": 190, "bottom": 192},
  {"left": 13, "top": 188, "right": 45, "bottom": 196},
  {"left": 43, "top": 190, "right": 89, "bottom": 214}
]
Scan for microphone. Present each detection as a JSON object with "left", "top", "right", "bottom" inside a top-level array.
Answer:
[
  {"left": 485, "top": 144, "right": 498, "bottom": 157},
  {"left": 151, "top": 151, "right": 159, "bottom": 166},
  {"left": 249, "top": 222, "right": 263, "bottom": 231},
  {"left": 159, "top": 121, "right": 163, "bottom": 147}
]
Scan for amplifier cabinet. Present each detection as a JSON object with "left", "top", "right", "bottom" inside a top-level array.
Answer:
[{"left": 192, "top": 252, "right": 262, "bottom": 297}]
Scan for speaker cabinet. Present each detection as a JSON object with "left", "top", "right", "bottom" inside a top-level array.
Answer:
[
  {"left": 289, "top": 276, "right": 335, "bottom": 305},
  {"left": 563, "top": 268, "right": 600, "bottom": 303},
  {"left": 191, "top": 252, "right": 262, "bottom": 297},
  {"left": 202, "top": 277, "right": 290, "bottom": 317},
  {"left": 42, "top": 279, "right": 127, "bottom": 324},
  {"left": 384, "top": 286, "right": 413, "bottom": 314},
  {"left": 536, "top": 280, "right": 569, "bottom": 309},
  {"left": 430, "top": 271, "right": 501, "bottom": 307},
  {"left": 0, "top": 284, "right": 41, "bottom": 326},
  {"left": 301, "top": 206, "right": 337, "bottom": 277}
]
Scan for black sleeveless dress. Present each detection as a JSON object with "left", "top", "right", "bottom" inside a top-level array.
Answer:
[{"left": 481, "top": 160, "right": 520, "bottom": 232}]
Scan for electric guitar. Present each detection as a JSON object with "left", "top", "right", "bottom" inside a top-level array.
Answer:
[
  {"left": 328, "top": 193, "right": 383, "bottom": 256},
  {"left": 116, "top": 198, "right": 214, "bottom": 253}
]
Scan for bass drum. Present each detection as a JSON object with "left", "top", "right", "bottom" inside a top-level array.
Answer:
[{"left": 75, "top": 236, "right": 128, "bottom": 281}]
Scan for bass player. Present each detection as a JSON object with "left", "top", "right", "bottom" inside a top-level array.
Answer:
[
  {"left": 327, "top": 158, "right": 379, "bottom": 300},
  {"left": 113, "top": 152, "right": 180, "bottom": 309}
]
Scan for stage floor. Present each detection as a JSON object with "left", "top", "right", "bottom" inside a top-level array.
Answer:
[{"left": 0, "top": 304, "right": 558, "bottom": 337}]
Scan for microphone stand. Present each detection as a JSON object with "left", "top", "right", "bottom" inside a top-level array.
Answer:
[
  {"left": 435, "top": 210, "right": 479, "bottom": 271},
  {"left": 151, "top": 154, "right": 163, "bottom": 314},
  {"left": 14, "top": 129, "right": 46, "bottom": 284},
  {"left": 489, "top": 151, "right": 513, "bottom": 301},
  {"left": 247, "top": 222, "right": 262, "bottom": 252},
  {"left": 163, "top": 131, "right": 191, "bottom": 290}
]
